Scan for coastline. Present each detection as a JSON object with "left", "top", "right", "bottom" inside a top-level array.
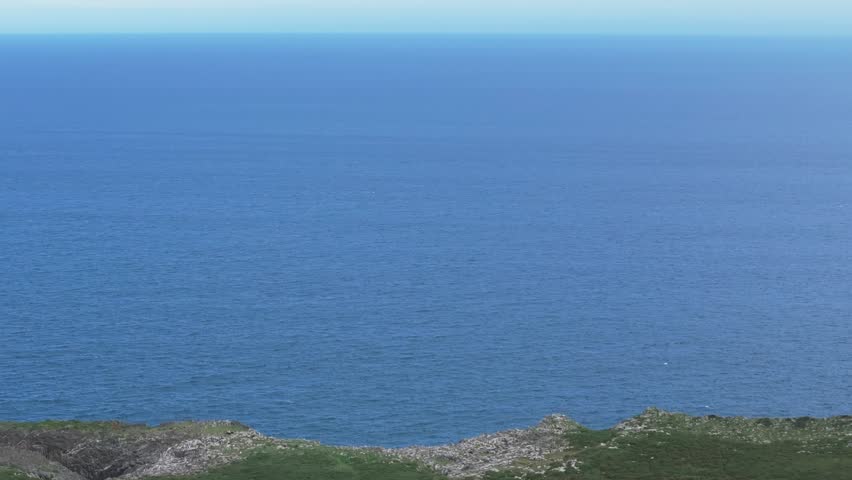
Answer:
[{"left": 2, "top": 408, "right": 850, "bottom": 480}]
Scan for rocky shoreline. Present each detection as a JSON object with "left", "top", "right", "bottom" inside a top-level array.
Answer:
[
  {"left": 0, "top": 421, "right": 267, "bottom": 480},
  {"left": 2, "top": 409, "right": 850, "bottom": 480},
  {"left": 382, "top": 414, "right": 581, "bottom": 478}
]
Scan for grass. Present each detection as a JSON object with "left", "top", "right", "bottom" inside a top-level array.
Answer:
[
  {"left": 555, "top": 432, "right": 852, "bottom": 480},
  {"left": 479, "top": 412, "right": 852, "bottom": 480},
  {"left": 616, "top": 408, "right": 852, "bottom": 444},
  {"left": 0, "top": 420, "right": 140, "bottom": 432},
  {"left": 151, "top": 421, "right": 852, "bottom": 480},
  {"left": 0, "top": 467, "right": 29, "bottom": 480},
  {"left": 3, "top": 413, "right": 850, "bottom": 480},
  {"left": 159, "top": 446, "right": 447, "bottom": 480},
  {"left": 0, "top": 419, "right": 247, "bottom": 436}
]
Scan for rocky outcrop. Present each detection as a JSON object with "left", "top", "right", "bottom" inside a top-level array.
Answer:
[
  {"left": 0, "top": 421, "right": 268, "bottom": 480},
  {"left": 384, "top": 414, "right": 582, "bottom": 478},
  {"left": 3, "top": 411, "right": 850, "bottom": 480},
  {"left": 0, "top": 416, "right": 584, "bottom": 480},
  {"left": 123, "top": 430, "right": 266, "bottom": 479},
  {"left": 0, "top": 446, "right": 84, "bottom": 480}
]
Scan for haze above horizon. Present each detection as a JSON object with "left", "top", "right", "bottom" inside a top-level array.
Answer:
[{"left": 1, "top": 0, "right": 851, "bottom": 35}]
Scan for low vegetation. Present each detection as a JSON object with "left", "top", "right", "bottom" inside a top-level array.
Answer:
[
  {"left": 160, "top": 445, "right": 445, "bottom": 480},
  {"left": 0, "top": 420, "right": 249, "bottom": 436},
  {"left": 0, "top": 467, "right": 29, "bottom": 480},
  {"left": 1, "top": 410, "right": 849, "bottom": 480},
  {"left": 482, "top": 409, "right": 852, "bottom": 480}
]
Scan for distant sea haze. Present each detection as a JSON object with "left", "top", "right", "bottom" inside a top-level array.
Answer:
[{"left": 1, "top": 35, "right": 850, "bottom": 447}]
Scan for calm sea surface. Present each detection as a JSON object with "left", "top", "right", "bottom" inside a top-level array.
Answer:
[{"left": 1, "top": 35, "right": 851, "bottom": 446}]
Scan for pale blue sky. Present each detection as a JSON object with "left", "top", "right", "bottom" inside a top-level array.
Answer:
[{"left": 1, "top": 0, "right": 851, "bottom": 35}]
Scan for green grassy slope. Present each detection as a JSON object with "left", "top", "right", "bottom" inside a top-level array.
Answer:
[
  {"left": 2, "top": 411, "right": 849, "bottom": 480},
  {"left": 483, "top": 430, "right": 851, "bottom": 480},
  {"left": 159, "top": 445, "right": 447, "bottom": 480},
  {"left": 150, "top": 411, "right": 852, "bottom": 480},
  {"left": 0, "top": 420, "right": 249, "bottom": 436},
  {"left": 482, "top": 409, "right": 852, "bottom": 480},
  {"left": 0, "top": 467, "right": 29, "bottom": 480}
]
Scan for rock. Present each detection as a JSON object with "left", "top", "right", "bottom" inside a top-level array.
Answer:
[
  {"left": 383, "top": 414, "right": 582, "bottom": 478},
  {"left": 124, "top": 431, "right": 266, "bottom": 479},
  {"left": 0, "top": 421, "right": 269, "bottom": 480},
  {"left": 0, "top": 446, "right": 85, "bottom": 480}
]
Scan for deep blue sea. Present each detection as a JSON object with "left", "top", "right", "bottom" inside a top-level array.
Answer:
[{"left": 1, "top": 35, "right": 851, "bottom": 447}]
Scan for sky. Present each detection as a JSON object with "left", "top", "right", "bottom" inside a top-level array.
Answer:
[{"left": 1, "top": 0, "right": 851, "bottom": 35}]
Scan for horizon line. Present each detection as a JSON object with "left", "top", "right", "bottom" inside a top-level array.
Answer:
[{"left": 2, "top": 31, "right": 852, "bottom": 38}]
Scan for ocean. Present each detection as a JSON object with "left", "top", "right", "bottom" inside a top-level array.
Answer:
[{"left": 1, "top": 35, "right": 850, "bottom": 446}]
